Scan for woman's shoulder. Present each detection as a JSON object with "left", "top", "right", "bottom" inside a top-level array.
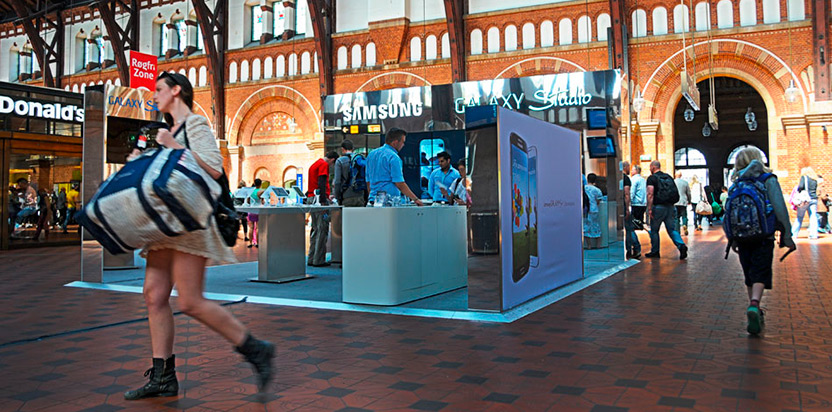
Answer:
[{"left": 186, "top": 114, "right": 210, "bottom": 128}]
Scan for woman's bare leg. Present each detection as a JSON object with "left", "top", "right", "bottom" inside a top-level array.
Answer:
[
  {"left": 144, "top": 249, "right": 175, "bottom": 359},
  {"left": 171, "top": 251, "right": 247, "bottom": 345}
]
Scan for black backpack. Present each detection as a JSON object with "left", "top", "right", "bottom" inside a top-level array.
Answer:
[{"left": 654, "top": 172, "right": 680, "bottom": 205}]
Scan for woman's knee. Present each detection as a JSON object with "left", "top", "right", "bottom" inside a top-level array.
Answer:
[
  {"left": 176, "top": 295, "right": 205, "bottom": 317},
  {"left": 143, "top": 285, "right": 171, "bottom": 311}
]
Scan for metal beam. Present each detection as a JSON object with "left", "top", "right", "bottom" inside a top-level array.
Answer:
[
  {"left": 308, "top": 0, "right": 333, "bottom": 97},
  {"left": 192, "top": 0, "right": 227, "bottom": 141},
  {"left": 442, "top": 0, "right": 467, "bottom": 82},
  {"left": 40, "top": 11, "right": 65, "bottom": 88},
  {"left": 607, "top": 0, "right": 626, "bottom": 72},
  {"left": 812, "top": 0, "right": 830, "bottom": 101},
  {"left": 9, "top": 1, "right": 54, "bottom": 86},
  {"left": 93, "top": 0, "right": 139, "bottom": 86}
]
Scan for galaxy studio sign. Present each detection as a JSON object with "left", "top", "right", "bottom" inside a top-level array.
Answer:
[{"left": 0, "top": 95, "right": 84, "bottom": 122}]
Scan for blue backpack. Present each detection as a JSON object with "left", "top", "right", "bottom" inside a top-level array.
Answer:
[
  {"left": 344, "top": 154, "right": 367, "bottom": 193},
  {"left": 723, "top": 172, "right": 776, "bottom": 251}
]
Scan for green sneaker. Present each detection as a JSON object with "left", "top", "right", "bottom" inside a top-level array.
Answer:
[{"left": 747, "top": 306, "right": 762, "bottom": 334}]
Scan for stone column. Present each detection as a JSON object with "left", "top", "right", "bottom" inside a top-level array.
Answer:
[
  {"left": 85, "top": 37, "right": 100, "bottom": 71},
  {"left": 184, "top": 19, "right": 199, "bottom": 56},
  {"left": 165, "top": 20, "right": 180, "bottom": 59},
  {"left": 228, "top": 145, "right": 242, "bottom": 186},
  {"left": 101, "top": 36, "right": 115, "bottom": 68},
  {"left": 260, "top": 1, "right": 274, "bottom": 43},
  {"left": 281, "top": 1, "right": 296, "bottom": 40}
]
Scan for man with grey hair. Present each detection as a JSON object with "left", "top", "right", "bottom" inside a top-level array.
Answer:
[
  {"left": 630, "top": 164, "right": 647, "bottom": 229},
  {"left": 645, "top": 161, "right": 688, "bottom": 259},
  {"left": 674, "top": 170, "right": 691, "bottom": 236}
]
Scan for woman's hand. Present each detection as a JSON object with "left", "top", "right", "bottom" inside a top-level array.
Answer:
[{"left": 155, "top": 129, "right": 183, "bottom": 149}]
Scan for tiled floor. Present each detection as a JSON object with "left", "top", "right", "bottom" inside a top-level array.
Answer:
[{"left": 1, "top": 227, "right": 831, "bottom": 411}]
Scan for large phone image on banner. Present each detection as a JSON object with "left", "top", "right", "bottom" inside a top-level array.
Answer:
[
  {"left": 498, "top": 107, "right": 583, "bottom": 310},
  {"left": 510, "top": 133, "right": 529, "bottom": 282}
]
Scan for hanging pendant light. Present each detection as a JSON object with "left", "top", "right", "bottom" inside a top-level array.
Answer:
[
  {"left": 684, "top": 105, "right": 695, "bottom": 122},
  {"left": 745, "top": 107, "right": 756, "bottom": 124},
  {"left": 632, "top": 88, "right": 646, "bottom": 113},
  {"left": 748, "top": 119, "right": 758, "bottom": 132},
  {"left": 785, "top": 79, "right": 799, "bottom": 103},
  {"left": 702, "top": 122, "right": 712, "bottom": 137},
  {"left": 288, "top": 117, "right": 297, "bottom": 132}
]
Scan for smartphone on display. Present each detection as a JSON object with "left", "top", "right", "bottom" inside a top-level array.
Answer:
[
  {"left": 510, "top": 133, "right": 529, "bottom": 282},
  {"left": 528, "top": 146, "right": 538, "bottom": 268}
]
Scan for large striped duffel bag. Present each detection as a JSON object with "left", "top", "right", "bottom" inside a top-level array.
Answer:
[{"left": 76, "top": 147, "right": 221, "bottom": 255}]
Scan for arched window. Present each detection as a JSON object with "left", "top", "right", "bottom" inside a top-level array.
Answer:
[
  {"left": 426, "top": 34, "right": 438, "bottom": 59},
  {"left": 301, "top": 51, "right": 311, "bottom": 73},
  {"left": 470, "top": 29, "right": 483, "bottom": 55},
  {"left": 288, "top": 53, "right": 298, "bottom": 76},
  {"left": 410, "top": 37, "right": 422, "bottom": 61},
  {"left": 597, "top": 14, "right": 611, "bottom": 41},
  {"left": 522, "top": 23, "right": 535, "bottom": 49},
  {"left": 717, "top": 0, "right": 734, "bottom": 28},
  {"left": 114, "top": 78, "right": 121, "bottom": 86},
  {"left": 577, "top": 16, "right": 591, "bottom": 43},
  {"left": 283, "top": 166, "right": 298, "bottom": 188},
  {"left": 559, "top": 19, "right": 573, "bottom": 45},
  {"left": 229, "top": 61, "right": 238, "bottom": 83},
  {"left": 540, "top": 20, "right": 554, "bottom": 47},
  {"left": 72, "top": 84, "right": 79, "bottom": 92},
  {"left": 350, "top": 45, "right": 361, "bottom": 68},
  {"left": 254, "top": 167, "right": 271, "bottom": 182},
  {"left": 250, "top": 4, "right": 263, "bottom": 42},
  {"left": 295, "top": 0, "right": 308, "bottom": 35},
  {"left": 674, "top": 147, "right": 707, "bottom": 167},
  {"left": 441, "top": 34, "right": 450, "bottom": 58},
  {"left": 337, "top": 46, "right": 347, "bottom": 70},
  {"left": 178, "top": 68, "right": 186, "bottom": 77},
  {"left": 276, "top": 55, "right": 285, "bottom": 76},
  {"left": 366, "top": 42, "right": 377, "bottom": 66},
  {"left": 632, "top": 9, "right": 647, "bottom": 37},
  {"left": 8, "top": 45, "right": 20, "bottom": 81},
  {"left": 314, "top": 51, "right": 318, "bottom": 72},
  {"left": 739, "top": 0, "right": 756, "bottom": 26},
  {"left": 264, "top": 57, "right": 273, "bottom": 78},
  {"left": 199, "top": 65, "right": 207, "bottom": 86},
  {"left": 762, "top": 0, "right": 780, "bottom": 23},
  {"left": 188, "top": 67, "right": 197, "bottom": 84},
  {"left": 240, "top": 60, "right": 250, "bottom": 81},
  {"left": 673, "top": 5, "right": 690, "bottom": 33},
  {"left": 787, "top": 0, "right": 805, "bottom": 21},
  {"left": 252, "top": 58, "right": 261, "bottom": 80},
  {"left": 487, "top": 27, "right": 500, "bottom": 53},
  {"left": 727, "top": 144, "right": 768, "bottom": 165},
  {"left": 653, "top": 7, "right": 669, "bottom": 35},
  {"left": 504, "top": 25, "right": 518, "bottom": 51},
  {"left": 695, "top": 2, "right": 711, "bottom": 30}
]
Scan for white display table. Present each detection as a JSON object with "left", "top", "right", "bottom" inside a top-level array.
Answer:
[
  {"left": 342, "top": 206, "right": 468, "bottom": 305},
  {"left": 238, "top": 205, "right": 341, "bottom": 283}
]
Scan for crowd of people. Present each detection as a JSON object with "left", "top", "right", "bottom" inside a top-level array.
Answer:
[{"left": 8, "top": 179, "right": 80, "bottom": 240}]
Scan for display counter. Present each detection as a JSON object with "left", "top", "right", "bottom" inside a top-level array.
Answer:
[
  {"left": 238, "top": 205, "right": 341, "bottom": 283},
  {"left": 342, "top": 206, "right": 468, "bottom": 305}
]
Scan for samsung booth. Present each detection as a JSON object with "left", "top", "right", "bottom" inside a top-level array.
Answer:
[{"left": 71, "top": 69, "right": 636, "bottom": 322}]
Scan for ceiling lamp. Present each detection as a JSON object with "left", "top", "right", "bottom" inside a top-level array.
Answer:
[
  {"left": 702, "top": 122, "right": 712, "bottom": 137},
  {"left": 632, "top": 88, "right": 646, "bottom": 113},
  {"left": 288, "top": 117, "right": 297, "bottom": 133},
  {"left": 684, "top": 106, "right": 695, "bottom": 122},
  {"left": 785, "top": 80, "right": 799, "bottom": 103},
  {"left": 745, "top": 107, "right": 756, "bottom": 124},
  {"left": 748, "top": 120, "right": 758, "bottom": 131}
]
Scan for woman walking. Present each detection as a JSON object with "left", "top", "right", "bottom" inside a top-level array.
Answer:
[
  {"left": 690, "top": 176, "right": 705, "bottom": 231},
  {"left": 124, "top": 72, "right": 274, "bottom": 400},
  {"left": 729, "top": 148, "right": 795, "bottom": 334},
  {"left": 792, "top": 167, "right": 821, "bottom": 239}
]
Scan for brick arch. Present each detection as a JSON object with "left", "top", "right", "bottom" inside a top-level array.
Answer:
[
  {"left": 643, "top": 39, "right": 807, "bottom": 120},
  {"left": 355, "top": 71, "right": 432, "bottom": 92},
  {"left": 236, "top": 99, "right": 316, "bottom": 147},
  {"left": 227, "top": 85, "right": 321, "bottom": 147},
  {"left": 493, "top": 56, "right": 586, "bottom": 79}
]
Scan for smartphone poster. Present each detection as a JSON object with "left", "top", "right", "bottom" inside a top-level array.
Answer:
[{"left": 498, "top": 107, "right": 583, "bottom": 310}]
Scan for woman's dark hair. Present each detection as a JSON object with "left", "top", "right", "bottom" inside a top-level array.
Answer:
[
  {"left": 253, "top": 178, "right": 262, "bottom": 188},
  {"left": 157, "top": 72, "right": 194, "bottom": 125}
]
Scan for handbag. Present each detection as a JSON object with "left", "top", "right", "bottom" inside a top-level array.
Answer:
[
  {"left": 695, "top": 188, "right": 713, "bottom": 215},
  {"left": 790, "top": 176, "right": 811, "bottom": 209},
  {"left": 76, "top": 147, "right": 221, "bottom": 255},
  {"left": 181, "top": 122, "right": 240, "bottom": 247}
]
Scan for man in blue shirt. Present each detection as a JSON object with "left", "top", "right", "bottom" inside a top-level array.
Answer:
[
  {"left": 366, "top": 128, "right": 423, "bottom": 206},
  {"left": 427, "top": 151, "right": 461, "bottom": 202}
]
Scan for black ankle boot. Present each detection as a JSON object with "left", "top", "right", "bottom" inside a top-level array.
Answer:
[
  {"left": 124, "top": 355, "right": 179, "bottom": 400},
  {"left": 236, "top": 334, "right": 275, "bottom": 391}
]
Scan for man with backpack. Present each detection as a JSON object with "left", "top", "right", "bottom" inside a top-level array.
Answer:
[
  {"left": 645, "top": 161, "right": 688, "bottom": 260},
  {"left": 724, "top": 147, "right": 795, "bottom": 334},
  {"left": 332, "top": 140, "right": 367, "bottom": 207}
]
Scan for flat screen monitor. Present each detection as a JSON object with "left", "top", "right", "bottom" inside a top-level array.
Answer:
[
  {"left": 291, "top": 186, "right": 305, "bottom": 198},
  {"left": 586, "top": 108, "right": 607, "bottom": 130},
  {"left": 586, "top": 135, "right": 617, "bottom": 158}
]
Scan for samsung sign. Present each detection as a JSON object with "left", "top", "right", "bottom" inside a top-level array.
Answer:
[
  {"left": 0, "top": 95, "right": 84, "bottom": 123},
  {"left": 341, "top": 102, "right": 423, "bottom": 122}
]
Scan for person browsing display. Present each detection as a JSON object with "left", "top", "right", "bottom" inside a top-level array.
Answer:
[
  {"left": 442, "top": 159, "right": 471, "bottom": 206},
  {"left": 427, "top": 151, "right": 461, "bottom": 202},
  {"left": 366, "top": 128, "right": 423, "bottom": 206}
]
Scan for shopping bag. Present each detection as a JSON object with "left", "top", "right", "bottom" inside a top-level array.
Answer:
[
  {"left": 76, "top": 147, "right": 221, "bottom": 255},
  {"left": 695, "top": 200, "right": 713, "bottom": 215}
]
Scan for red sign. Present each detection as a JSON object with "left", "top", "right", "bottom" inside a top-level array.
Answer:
[{"left": 129, "top": 51, "right": 158, "bottom": 91}]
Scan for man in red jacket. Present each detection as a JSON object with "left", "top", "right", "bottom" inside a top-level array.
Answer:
[{"left": 307, "top": 151, "right": 339, "bottom": 267}]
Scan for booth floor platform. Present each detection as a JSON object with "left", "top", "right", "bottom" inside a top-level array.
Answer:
[{"left": 69, "top": 251, "right": 636, "bottom": 322}]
